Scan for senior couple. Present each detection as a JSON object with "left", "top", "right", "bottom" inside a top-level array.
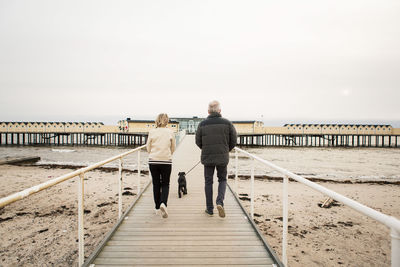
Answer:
[{"left": 146, "top": 100, "right": 237, "bottom": 218}]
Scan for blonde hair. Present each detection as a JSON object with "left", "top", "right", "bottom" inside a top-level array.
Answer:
[{"left": 155, "top": 113, "right": 169, "bottom": 128}]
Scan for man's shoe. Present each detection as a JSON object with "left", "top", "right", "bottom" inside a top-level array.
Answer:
[
  {"left": 160, "top": 203, "right": 168, "bottom": 218},
  {"left": 204, "top": 209, "right": 213, "bottom": 216},
  {"left": 154, "top": 209, "right": 160, "bottom": 215},
  {"left": 217, "top": 204, "right": 225, "bottom": 218}
]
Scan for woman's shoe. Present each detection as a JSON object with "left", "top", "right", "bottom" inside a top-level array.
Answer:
[
  {"left": 204, "top": 209, "right": 213, "bottom": 216},
  {"left": 217, "top": 204, "right": 225, "bottom": 218},
  {"left": 160, "top": 203, "right": 168, "bottom": 218},
  {"left": 154, "top": 209, "right": 160, "bottom": 215}
]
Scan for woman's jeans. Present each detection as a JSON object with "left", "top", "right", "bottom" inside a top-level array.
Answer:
[{"left": 149, "top": 164, "right": 172, "bottom": 209}]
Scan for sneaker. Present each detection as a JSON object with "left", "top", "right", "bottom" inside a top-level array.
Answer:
[
  {"left": 160, "top": 203, "right": 168, "bottom": 218},
  {"left": 204, "top": 209, "right": 213, "bottom": 216},
  {"left": 154, "top": 209, "right": 160, "bottom": 215},
  {"left": 217, "top": 204, "right": 225, "bottom": 218}
]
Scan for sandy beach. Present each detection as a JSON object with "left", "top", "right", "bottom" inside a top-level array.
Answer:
[
  {"left": 236, "top": 179, "right": 400, "bottom": 266},
  {"left": 1, "top": 164, "right": 399, "bottom": 266},
  {"left": 0, "top": 157, "right": 400, "bottom": 266},
  {"left": 0, "top": 164, "right": 148, "bottom": 266}
]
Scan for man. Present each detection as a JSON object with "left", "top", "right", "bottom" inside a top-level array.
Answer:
[{"left": 195, "top": 100, "right": 237, "bottom": 217}]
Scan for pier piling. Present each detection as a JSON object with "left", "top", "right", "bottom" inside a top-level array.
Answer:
[
  {"left": 0, "top": 132, "right": 147, "bottom": 147},
  {"left": 236, "top": 134, "right": 399, "bottom": 148}
]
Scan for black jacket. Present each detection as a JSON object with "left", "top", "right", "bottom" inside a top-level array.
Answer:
[{"left": 195, "top": 113, "right": 237, "bottom": 166}]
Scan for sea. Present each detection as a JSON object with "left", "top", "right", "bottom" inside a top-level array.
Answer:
[
  {"left": 228, "top": 146, "right": 400, "bottom": 183},
  {"left": 1, "top": 145, "right": 399, "bottom": 183}
]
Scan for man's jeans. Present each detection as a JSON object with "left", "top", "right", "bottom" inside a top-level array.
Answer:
[{"left": 204, "top": 165, "right": 227, "bottom": 212}]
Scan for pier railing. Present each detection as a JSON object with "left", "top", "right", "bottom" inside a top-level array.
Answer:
[
  {"left": 0, "top": 145, "right": 147, "bottom": 266},
  {"left": 232, "top": 147, "right": 400, "bottom": 267},
  {"left": 175, "top": 129, "right": 187, "bottom": 145}
]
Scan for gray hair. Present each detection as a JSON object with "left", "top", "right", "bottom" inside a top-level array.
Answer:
[{"left": 208, "top": 100, "right": 221, "bottom": 113}]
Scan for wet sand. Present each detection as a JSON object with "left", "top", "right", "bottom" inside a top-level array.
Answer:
[
  {"left": 236, "top": 179, "right": 400, "bottom": 267},
  {"left": 1, "top": 165, "right": 399, "bottom": 266},
  {"left": 0, "top": 165, "right": 148, "bottom": 266}
]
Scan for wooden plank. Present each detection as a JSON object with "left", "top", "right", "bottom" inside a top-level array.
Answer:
[
  {"left": 117, "top": 227, "right": 254, "bottom": 232},
  {"left": 105, "top": 240, "right": 263, "bottom": 246},
  {"left": 84, "top": 136, "right": 280, "bottom": 267},
  {"left": 132, "top": 207, "right": 241, "bottom": 210},
  {"left": 110, "top": 235, "right": 261, "bottom": 241},
  {"left": 126, "top": 214, "right": 246, "bottom": 220},
  {"left": 94, "top": 257, "right": 274, "bottom": 265},
  {"left": 124, "top": 220, "right": 247, "bottom": 225},
  {"left": 112, "top": 231, "right": 255, "bottom": 236},
  {"left": 129, "top": 206, "right": 241, "bottom": 209},
  {"left": 97, "top": 251, "right": 271, "bottom": 258},
  {"left": 121, "top": 220, "right": 251, "bottom": 225},
  {"left": 102, "top": 245, "right": 267, "bottom": 252},
  {"left": 131, "top": 205, "right": 240, "bottom": 208},
  {"left": 121, "top": 223, "right": 250, "bottom": 227},
  {"left": 135, "top": 202, "right": 238, "bottom": 206},
  {"left": 126, "top": 210, "right": 244, "bottom": 214},
  {"left": 127, "top": 210, "right": 245, "bottom": 214},
  {"left": 94, "top": 265, "right": 275, "bottom": 267}
]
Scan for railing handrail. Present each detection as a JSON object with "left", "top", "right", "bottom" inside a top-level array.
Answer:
[
  {"left": 0, "top": 144, "right": 147, "bottom": 266},
  {"left": 233, "top": 146, "right": 400, "bottom": 267},
  {"left": 234, "top": 147, "right": 400, "bottom": 232},
  {"left": 0, "top": 145, "right": 146, "bottom": 208}
]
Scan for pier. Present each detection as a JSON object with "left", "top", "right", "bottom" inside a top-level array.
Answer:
[
  {"left": 238, "top": 134, "right": 400, "bottom": 148},
  {"left": 2, "top": 121, "right": 400, "bottom": 148},
  {"left": 83, "top": 135, "right": 282, "bottom": 266},
  {"left": 0, "top": 132, "right": 147, "bottom": 146},
  {"left": 1, "top": 134, "right": 400, "bottom": 266},
  {"left": 2, "top": 132, "right": 400, "bottom": 148}
]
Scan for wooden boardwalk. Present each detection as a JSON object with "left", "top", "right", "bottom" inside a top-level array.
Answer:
[{"left": 84, "top": 135, "right": 282, "bottom": 266}]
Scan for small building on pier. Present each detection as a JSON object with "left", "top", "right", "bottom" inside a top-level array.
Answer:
[
  {"left": 83, "top": 122, "right": 104, "bottom": 133},
  {"left": 170, "top": 117, "right": 204, "bottom": 134},
  {"left": 0, "top": 122, "right": 9, "bottom": 132},
  {"left": 0, "top": 120, "right": 396, "bottom": 136},
  {"left": 64, "top": 122, "right": 81, "bottom": 132},
  {"left": 123, "top": 118, "right": 179, "bottom": 133},
  {"left": 45, "top": 122, "right": 64, "bottom": 133},
  {"left": 232, "top": 121, "right": 264, "bottom": 134},
  {"left": 376, "top": 125, "right": 392, "bottom": 134},
  {"left": 285, "top": 124, "right": 304, "bottom": 134},
  {"left": 7, "top": 122, "right": 28, "bottom": 132},
  {"left": 283, "top": 124, "right": 393, "bottom": 135},
  {"left": 303, "top": 124, "right": 322, "bottom": 134}
]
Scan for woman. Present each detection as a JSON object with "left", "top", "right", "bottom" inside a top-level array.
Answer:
[{"left": 146, "top": 113, "right": 176, "bottom": 218}]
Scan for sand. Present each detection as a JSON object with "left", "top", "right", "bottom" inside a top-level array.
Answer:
[
  {"left": 235, "top": 178, "right": 400, "bottom": 267},
  {"left": 1, "top": 165, "right": 399, "bottom": 266},
  {"left": 0, "top": 164, "right": 148, "bottom": 266}
]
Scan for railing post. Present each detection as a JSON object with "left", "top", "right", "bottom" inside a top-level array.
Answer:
[
  {"left": 78, "top": 173, "right": 85, "bottom": 267},
  {"left": 118, "top": 158, "right": 123, "bottom": 219},
  {"left": 137, "top": 150, "right": 141, "bottom": 194},
  {"left": 282, "top": 175, "right": 289, "bottom": 266},
  {"left": 235, "top": 149, "right": 238, "bottom": 195},
  {"left": 392, "top": 228, "right": 400, "bottom": 267},
  {"left": 250, "top": 158, "right": 254, "bottom": 220}
]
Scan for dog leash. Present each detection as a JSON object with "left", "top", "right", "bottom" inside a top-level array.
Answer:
[{"left": 185, "top": 160, "right": 201, "bottom": 175}]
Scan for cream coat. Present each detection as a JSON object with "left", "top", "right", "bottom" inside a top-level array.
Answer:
[{"left": 146, "top": 127, "right": 176, "bottom": 164}]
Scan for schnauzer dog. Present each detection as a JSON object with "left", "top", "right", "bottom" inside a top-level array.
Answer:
[{"left": 178, "top": 172, "right": 188, "bottom": 198}]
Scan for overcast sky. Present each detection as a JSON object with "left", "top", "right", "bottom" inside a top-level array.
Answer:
[{"left": 0, "top": 0, "right": 399, "bottom": 126}]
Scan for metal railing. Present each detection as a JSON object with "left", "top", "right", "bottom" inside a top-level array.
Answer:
[
  {"left": 0, "top": 145, "right": 147, "bottom": 266},
  {"left": 233, "top": 147, "right": 400, "bottom": 267},
  {"left": 175, "top": 129, "right": 187, "bottom": 146}
]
